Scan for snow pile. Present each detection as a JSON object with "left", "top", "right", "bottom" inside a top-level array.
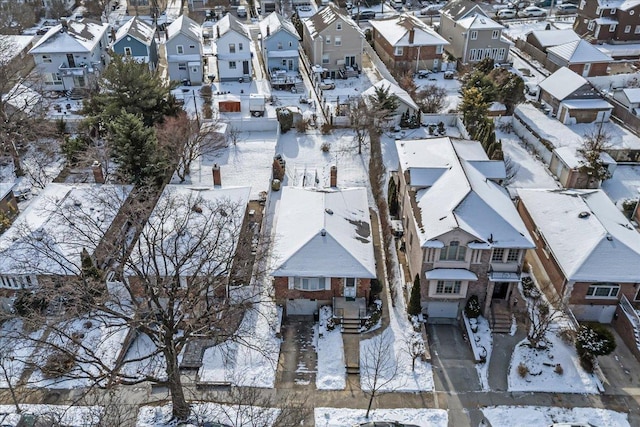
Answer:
[
  {"left": 315, "top": 306, "right": 346, "bottom": 390},
  {"left": 314, "top": 407, "right": 448, "bottom": 427},
  {"left": 466, "top": 315, "right": 492, "bottom": 390},
  {"left": 482, "top": 405, "right": 630, "bottom": 427}
]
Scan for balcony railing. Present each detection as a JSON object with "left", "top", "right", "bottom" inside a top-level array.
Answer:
[{"left": 58, "top": 62, "right": 96, "bottom": 77}]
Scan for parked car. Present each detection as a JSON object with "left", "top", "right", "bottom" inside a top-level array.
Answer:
[
  {"left": 352, "top": 10, "right": 377, "bottom": 19},
  {"left": 419, "top": 3, "right": 444, "bottom": 15},
  {"left": 496, "top": 8, "right": 517, "bottom": 18},
  {"left": 297, "top": 5, "right": 312, "bottom": 11},
  {"left": 519, "top": 5, "right": 547, "bottom": 16},
  {"left": 507, "top": 0, "right": 529, "bottom": 9},
  {"left": 236, "top": 5, "right": 247, "bottom": 16},
  {"left": 535, "top": 0, "right": 552, "bottom": 6},
  {"left": 319, "top": 79, "right": 335, "bottom": 90},
  {"left": 416, "top": 69, "right": 431, "bottom": 78},
  {"left": 555, "top": 3, "right": 578, "bottom": 14},
  {"left": 443, "top": 70, "right": 454, "bottom": 79}
]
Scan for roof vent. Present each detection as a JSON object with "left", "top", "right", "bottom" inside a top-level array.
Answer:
[
  {"left": 606, "top": 233, "right": 613, "bottom": 241},
  {"left": 578, "top": 211, "right": 591, "bottom": 219},
  {"left": 320, "top": 229, "right": 327, "bottom": 236},
  {"left": 325, "top": 208, "right": 333, "bottom": 215}
]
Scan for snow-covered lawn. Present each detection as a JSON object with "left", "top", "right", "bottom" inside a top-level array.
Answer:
[
  {"left": 315, "top": 407, "right": 448, "bottom": 427},
  {"left": 467, "top": 315, "right": 492, "bottom": 391},
  {"left": 602, "top": 164, "right": 640, "bottom": 208},
  {"left": 413, "top": 72, "right": 462, "bottom": 112},
  {"left": 137, "top": 402, "right": 279, "bottom": 427},
  {"left": 0, "top": 319, "right": 44, "bottom": 388},
  {"left": 315, "top": 306, "right": 346, "bottom": 390},
  {"left": 482, "top": 406, "right": 630, "bottom": 427},
  {"left": 0, "top": 404, "right": 103, "bottom": 426},
  {"left": 503, "top": 19, "right": 576, "bottom": 41}
]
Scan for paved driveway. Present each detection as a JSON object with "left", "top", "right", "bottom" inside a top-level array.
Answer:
[
  {"left": 428, "top": 324, "right": 481, "bottom": 393},
  {"left": 276, "top": 316, "right": 317, "bottom": 389}
]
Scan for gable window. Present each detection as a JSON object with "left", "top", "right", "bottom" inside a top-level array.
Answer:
[
  {"left": 124, "top": 46, "right": 132, "bottom": 56},
  {"left": 326, "top": 35, "right": 331, "bottom": 44},
  {"left": 42, "top": 55, "right": 52, "bottom": 63},
  {"left": 436, "top": 280, "right": 462, "bottom": 294},
  {"left": 471, "top": 249, "right": 482, "bottom": 264},
  {"left": 289, "top": 41, "right": 293, "bottom": 47},
  {"left": 436, "top": 45, "right": 443, "bottom": 54},
  {"left": 239, "top": 42, "right": 244, "bottom": 51},
  {"left": 229, "top": 43, "right": 236, "bottom": 53},
  {"left": 470, "top": 30, "right": 478, "bottom": 40},
  {"left": 294, "top": 277, "right": 325, "bottom": 291},
  {"left": 611, "top": 8, "right": 616, "bottom": 14},
  {"left": 506, "top": 249, "right": 520, "bottom": 262},
  {"left": 336, "top": 23, "right": 342, "bottom": 30},
  {"left": 586, "top": 283, "right": 620, "bottom": 298},
  {"left": 178, "top": 63, "right": 187, "bottom": 70},
  {"left": 439, "top": 241, "right": 466, "bottom": 261},
  {"left": 277, "top": 41, "right": 283, "bottom": 49},
  {"left": 177, "top": 45, "right": 184, "bottom": 54},
  {"left": 625, "top": 25, "right": 631, "bottom": 33},
  {"left": 335, "top": 36, "right": 342, "bottom": 46},
  {"left": 394, "top": 46, "right": 403, "bottom": 56},
  {"left": 579, "top": 0, "right": 585, "bottom": 9},
  {"left": 189, "top": 45, "right": 195, "bottom": 49},
  {"left": 229, "top": 61, "right": 237, "bottom": 69},
  {"left": 491, "top": 248, "right": 505, "bottom": 262},
  {"left": 492, "top": 30, "right": 499, "bottom": 39},
  {"left": 610, "top": 24, "right": 617, "bottom": 32}
]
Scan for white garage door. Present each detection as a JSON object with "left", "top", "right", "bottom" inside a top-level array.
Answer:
[
  {"left": 427, "top": 301, "right": 459, "bottom": 320},
  {"left": 286, "top": 299, "right": 318, "bottom": 316}
]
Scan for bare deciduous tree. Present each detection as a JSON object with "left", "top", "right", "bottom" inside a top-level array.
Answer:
[
  {"left": 403, "top": 331, "right": 425, "bottom": 372},
  {"left": 502, "top": 154, "right": 520, "bottom": 188},
  {"left": 360, "top": 329, "right": 399, "bottom": 418},
  {"left": 415, "top": 84, "right": 448, "bottom": 114},
  {"left": 349, "top": 98, "right": 371, "bottom": 155},
  {"left": 577, "top": 125, "right": 612, "bottom": 187}
]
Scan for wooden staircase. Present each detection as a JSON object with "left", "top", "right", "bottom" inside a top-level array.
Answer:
[{"left": 490, "top": 303, "right": 512, "bottom": 334}]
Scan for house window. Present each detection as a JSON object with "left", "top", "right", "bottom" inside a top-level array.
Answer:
[
  {"left": 469, "top": 49, "right": 477, "bottom": 61},
  {"left": 239, "top": 43, "right": 244, "bottom": 51},
  {"left": 294, "top": 277, "right": 324, "bottom": 291},
  {"left": 436, "top": 45, "right": 443, "bottom": 54},
  {"left": 586, "top": 283, "right": 620, "bottom": 298},
  {"left": 326, "top": 35, "right": 331, "bottom": 44},
  {"left": 492, "top": 30, "right": 499, "bottom": 39},
  {"left": 45, "top": 72, "right": 62, "bottom": 85},
  {"left": 635, "top": 25, "right": 640, "bottom": 34},
  {"left": 611, "top": 8, "right": 617, "bottom": 14},
  {"left": 436, "top": 280, "right": 462, "bottom": 294},
  {"left": 394, "top": 46, "right": 403, "bottom": 56},
  {"left": 610, "top": 24, "right": 617, "bottom": 32},
  {"left": 189, "top": 45, "right": 195, "bottom": 49},
  {"left": 229, "top": 43, "right": 236, "bottom": 53},
  {"left": 229, "top": 61, "right": 237, "bottom": 69},
  {"left": 579, "top": 0, "right": 585, "bottom": 9},
  {"left": 178, "top": 63, "right": 187, "bottom": 70},
  {"left": 335, "top": 36, "right": 341, "bottom": 46},
  {"left": 624, "top": 25, "right": 631, "bottom": 33},
  {"left": 440, "top": 241, "right": 466, "bottom": 261},
  {"left": 630, "top": 9, "right": 635, "bottom": 14},
  {"left": 471, "top": 249, "right": 482, "bottom": 264},
  {"left": 289, "top": 41, "right": 293, "bottom": 47},
  {"left": 634, "top": 287, "right": 640, "bottom": 301},
  {"left": 124, "top": 46, "right": 132, "bottom": 56},
  {"left": 277, "top": 42, "right": 283, "bottom": 49},
  {"left": 497, "top": 48, "right": 506, "bottom": 60},
  {"left": 282, "top": 59, "right": 287, "bottom": 66},
  {"left": 588, "top": 20, "right": 595, "bottom": 30},
  {"left": 336, "top": 23, "right": 342, "bottom": 30},
  {"left": 506, "top": 249, "right": 520, "bottom": 262},
  {"left": 425, "top": 248, "right": 435, "bottom": 263},
  {"left": 470, "top": 30, "right": 478, "bottom": 40},
  {"left": 322, "top": 54, "right": 329, "bottom": 64},
  {"left": 42, "top": 55, "right": 52, "bottom": 63},
  {"left": 177, "top": 45, "right": 184, "bottom": 54},
  {"left": 491, "top": 248, "right": 505, "bottom": 262}
]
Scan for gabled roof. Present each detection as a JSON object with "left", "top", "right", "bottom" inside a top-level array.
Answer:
[
  {"left": 368, "top": 14, "right": 448, "bottom": 47},
  {"left": 547, "top": 39, "right": 613, "bottom": 64},
  {"left": 212, "top": 13, "right": 251, "bottom": 40},
  {"left": 166, "top": 14, "right": 202, "bottom": 42},
  {"left": 441, "top": 0, "right": 488, "bottom": 20},
  {"left": 622, "top": 88, "right": 640, "bottom": 104},
  {"left": 518, "top": 189, "right": 640, "bottom": 283},
  {"left": 457, "top": 14, "right": 504, "bottom": 30},
  {"left": 271, "top": 187, "right": 376, "bottom": 278},
  {"left": 362, "top": 79, "right": 419, "bottom": 111},
  {"left": 527, "top": 29, "right": 580, "bottom": 48},
  {"left": 29, "top": 20, "right": 109, "bottom": 54},
  {"left": 259, "top": 12, "right": 299, "bottom": 41},
  {"left": 304, "top": 4, "right": 363, "bottom": 39},
  {"left": 115, "top": 17, "right": 156, "bottom": 46},
  {"left": 538, "top": 67, "right": 588, "bottom": 101},
  {"left": 0, "top": 183, "right": 132, "bottom": 276},
  {"left": 601, "top": 0, "right": 640, "bottom": 10},
  {"left": 396, "top": 137, "right": 534, "bottom": 249},
  {"left": 0, "top": 35, "right": 33, "bottom": 63}
]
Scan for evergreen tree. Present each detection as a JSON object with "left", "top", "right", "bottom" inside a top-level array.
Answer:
[
  {"left": 388, "top": 178, "right": 398, "bottom": 217},
  {"left": 109, "top": 110, "right": 167, "bottom": 185},
  {"left": 460, "top": 87, "right": 489, "bottom": 137},
  {"left": 408, "top": 274, "right": 422, "bottom": 317},
  {"left": 369, "top": 85, "right": 400, "bottom": 127},
  {"left": 83, "top": 55, "right": 180, "bottom": 131}
]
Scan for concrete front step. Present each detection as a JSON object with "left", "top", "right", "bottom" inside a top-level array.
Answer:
[{"left": 346, "top": 366, "right": 360, "bottom": 375}]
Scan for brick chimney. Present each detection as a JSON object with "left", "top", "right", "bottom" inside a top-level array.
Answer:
[
  {"left": 213, "top": 164, "right": 221, "bottom": 186},
  {"left": 408, "top": 28, "right": 415, "bottom": 44},
  {"left": 330, "top": 165, "right": 337, "bottom": 187},
  {"left": 92, "top": 161, "right": 105, "bottom": 184}
]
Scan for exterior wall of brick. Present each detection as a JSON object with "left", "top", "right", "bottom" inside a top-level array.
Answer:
[
  {"left": 612, "top": 305, "right": 640, "bottom": 362},
  {"left": 372, "top": 28, "right": 441, "bottom": 72},
  {"left": 273, "top": 276, "right": 371, "bottom": 304}
]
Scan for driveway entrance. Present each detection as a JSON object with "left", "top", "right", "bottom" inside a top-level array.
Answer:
[
  {"left": 276, "top": 316, "right": 317, "bottom": 388},
  {"left": 428, "top": 324, "right": 481, "bottom": 392}
]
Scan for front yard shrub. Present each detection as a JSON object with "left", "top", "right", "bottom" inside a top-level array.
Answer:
[
  {"left": 370, "top": 278, "right": 382, "bottom": 303},
  {"left": 464, "top": 295, "right": 481, "bottom": 318},
  {"left": 295, "top": 118, "right": 309, "bottom": 133},
  {"left": 320, "top": 122, "right": 333, "bottom": 135},
  {"left": 517, "top": 362, "right": 529, "bottom": 378},
  {"left": 42, "top": 352, "right": 75, "bottom": 378},
  {"left": 407, "top": 274, "right": 422, "bottom": 317},
  {"left": 521, "top": 276, "right": 541, "bottom": 299},
  {"left": 554, "top": 363, "right": 563, "bottom": 375},
  {"left": 276, "top": 108, "right": 293, "bottom": 133},
  {"left": 576, "top": 323, "right": 616, "bottom": 361},
  {"left": 202, "top": 103, "right": 213, "bottom": 119},
  {"left": 363, "top": 301, "right": 382, "bottom": 331},
  {"left": 321, "top": 142, "right": 331, "bottom": 152}
]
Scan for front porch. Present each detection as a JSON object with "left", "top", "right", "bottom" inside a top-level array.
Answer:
[{"left": 333, "top": 296, "right": 367, "bottom": 320}]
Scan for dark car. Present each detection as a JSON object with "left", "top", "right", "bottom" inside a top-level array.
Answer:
[
  {"left": 353, "top": 10, "right": 376, "bottom": 19},
  {"left": 353, "top": 422, "right": 420, "bottom": 427},
  {"left": 416, "top": 69, "right": 431, "bottom": 78},
  {"left": 535, "top": 0, "right": 552, "bottom": 7}
]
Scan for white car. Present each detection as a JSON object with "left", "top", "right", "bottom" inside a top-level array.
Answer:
[
  {"left": 519, "top": 5, "right": 547, "bottom": 17},
  {"left": 496, "top": 8, "right": 517, "bottom": 18},
  {"left": 236, "top": 5, "right": 247, "bottom": 17},
  {"left": 319, "top": 79, "right": 335, "bottom": 90},
  {"left": 419, "top": 3, "right": 444, "bottom": 16}
]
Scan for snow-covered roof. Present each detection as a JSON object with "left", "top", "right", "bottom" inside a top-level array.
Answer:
[
  {"left": 595, "top": 16, "right": 618, "bottom": 25},
  {"left": 29, "top": 20, "right": 109, "bottom": 54},
  {"left": 0, "top": 183, "right": 15, "bottom": 200},
  {"left": 425, "top": 268, "right": 478, "bottom": 280},
  {"left": 212, "top": 14, "right": 251, "bottom": 41},
  {"left": 622, "top": 88, "right": 640, "bottom": 104},
  {"left": 368, "top": 14, "right": 448, "bottom": 47},
  {"left": 362, "top": 79, "right": 419, "bottom": 112},
  {"left": 1, "top": 83, "right": 42, "bottom": 115},
  {"left": 0, "top": 183, "right": 132, "bottom": 276},
  {"left": 128, "top": 185, "right": 251, "bottom": 278},
  {"left": 259, "top": 12, "right": 299, "bottom": 41},
  {"left": 554, "top": 146, "right": 615, "bottom": 169},
  {"left": 606, "top": 0, "right": 640, "bottom": 10},
  {"left": 305, "top": 4, "right": 363, "bottom": 39},
  {"left": 538, "top": 67, "right": 588, "bottom": 101},
  {"left": 527, "top": 29, "right": 580, "bottom": 48},
  {"left": 271, "top": 187, "right": 376, "bottom": 278},
  {"left": 115, "top": 16, "right": 155, "bottom": 46},
  {"left": 560, "top": 98, "right": 613, "bottom": 110},
  {"left": 0, "top": 35, "right": 33, "bottom": 63},
  {"left": 441, "top": 0, "right": 488, "bottom": 21},
  {"left": 547, "top": 40, "right": 613, "bottom": 64},
  {"left": 396, "top": 137, "right": 534, "bottom": 249},
  {"left": 166, "top": 14, "right": 202, "bottom": 43},
  {"left": 518, "top": 189, "right": 640, "bottom": 282},
  {"left": 457, "top": 14, "right": 504, "bottom": 30}
]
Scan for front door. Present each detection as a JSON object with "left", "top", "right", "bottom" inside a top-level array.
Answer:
[
  {"left": 66, "top": 53, "right": 76, "bottom": 68},
  {"left": 582, "top": 63, "right": 591, "bottom": 77},
  {"left": 345, "top": 56, "right": 355, "bottom": 67},
  {"left": 492, "top": 282, "right": 509, "bottom": 300},
  {"left": 242, "top": 60, "right": 249, "bottom": 75},
  {"left": 287, "top": 59, "right": 294, "bottom": 70},
  {"left": 344, "top": 278, "right": 356, "bottom": 299}
]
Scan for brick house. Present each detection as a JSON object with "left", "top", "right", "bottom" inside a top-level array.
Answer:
[
  {"left": 537, "top": 67, "right": 613, "bottom": 124},
  {"left": 271, "top": 187, "right": 376, "bottom": 317},
  {"left": 546, "top": 39, "right": 612, "bottom": 77},
  {"left": 394, "top": 137, "right": 534, "bottom": 322},
  {"left": 525, "top": 29, "right": 580, "bottom": 53},
  {"left": 573, "top": 0, "right": 640, "bottom": 44},
  {"left": 369, "top": 13, "right": 448, "bottom": 73},
  {"left": 517, "top": 188, "right": 640, "bottom": 323}
]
